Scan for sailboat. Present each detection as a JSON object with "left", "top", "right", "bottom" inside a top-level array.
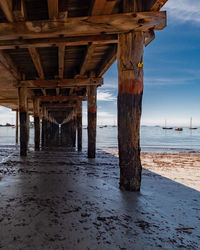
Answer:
[
  {"left": 189, "top": 117, "right": 197, "bottom": 130},
  {"left": 162, "top": 120, "right": 173, "bottom": 130}
]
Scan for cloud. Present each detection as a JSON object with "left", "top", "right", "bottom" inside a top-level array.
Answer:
[
  {"left": 165, "top": 0, "right": 200, "bottom": 24},
  {"left": 97, "top": 90, "right": 116, "bottom": 101},
  {"left": 144, "top": 75, "right": 199, "bottom": 86},
  {"left": 103, "top": 77, "right": 118, "bottom": 89}
]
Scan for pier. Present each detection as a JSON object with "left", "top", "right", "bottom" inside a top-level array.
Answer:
[{"left": 0, "top": 0, "right": 167, "bottom": 191}]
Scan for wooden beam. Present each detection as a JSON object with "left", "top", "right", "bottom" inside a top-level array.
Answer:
[
  {"left": 43, "top": 103, "right": 77, "bottom": 109},
  {"left": 48, "top": 0, "right": 58, "bottom": 19},
  {"left": 0, "top": 12, "right": 167, "bottom": 40},
  {"left": 41, "top": 88, "right": 46, "bottom": 96},
  {"left": 58, "top": 46, "right": 65, "bottom": 79},
  {"left": 13, "top": 0, "right": 27, "bottom": 21},
  {"left": 149, "top": 0, "right": 168, "bottom": 11},
  {"left": 97, "top": 45, "right": 117, "bottom": 77},
  {"left": 80, "top": 0, "right": 117, "bottom": 77},
  {"left": 0, "top": 34, "right": 118, "bottom": 50},
  {"left": 0, "top": 50, "right": 21, "bottom": 80},
  {"left": 39, "top": 96, "right": 85, "bottom": 102},
  {"left": 17, "top": 78, "right": 103, "bottom": 88},
  {"left": 0, "top": 0, "right": 13, "bottom": 22},
  {"left": 80, "top": 44, "right": 96, "bottom": 76},
  {"left": 144, "top": 29, "right": 155, "bottom": 47},
  {"left": 28, "top": 48, "right": 44, "bottom": 79},
  {"left": 56, "top": 87, "right": 60, "bottom": 96}
]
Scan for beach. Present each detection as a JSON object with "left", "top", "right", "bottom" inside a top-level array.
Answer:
[{"left": 0, "top": 145, "right": 200, "bottom": 249}]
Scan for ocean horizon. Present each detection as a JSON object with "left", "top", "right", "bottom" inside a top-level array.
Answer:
[{"left": 0, "top": 126, "right": 200, "bottom": 154}]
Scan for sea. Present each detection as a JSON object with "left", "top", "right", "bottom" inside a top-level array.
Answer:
[{"left": 0, "top": 125, "right": 200, "bottom": 153}]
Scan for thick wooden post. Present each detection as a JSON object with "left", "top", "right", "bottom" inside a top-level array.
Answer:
[
  {"left": 15, "top": 110, "right": 18, "bottom": 144},
  {"left": 33, "top": 98, "right": 40, "bottom": 151},
  {"left": 18, "top": 87, "right": 28, "bottom": 156},
  {"left": 87, "top": 85, "right": 97, "bottom": 158},
  {"left": 41, "top": 107, "right": 46, "bottom": 147},
  {"left": 77, "top": 101, "right": 82, "bottom": 151},
  {"left": 117, "top": 1, "right": 144, "bottom": 191}
]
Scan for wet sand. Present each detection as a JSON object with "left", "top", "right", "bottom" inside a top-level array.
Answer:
[{"left": 0, "top": 146, "right": 200, "bottom": 249}]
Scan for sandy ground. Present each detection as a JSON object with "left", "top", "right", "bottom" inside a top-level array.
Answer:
[
  {"left": 0, "top": 146, "right": 200, "bottom": 249},
  {"left": 106, "top": 149, "right": 200, "bottom": 192}
]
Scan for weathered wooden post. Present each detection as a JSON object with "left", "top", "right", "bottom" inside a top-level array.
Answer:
[
  {"left": 18, "top": 87, "right": 28, "bottom": 156},
  {"left": 77, "top": 101, "right": 82, "bottom": 151},
  {"left": 15, "top": 110, "right": 18, "bottom": 144},
  {"left": 33, "top": 98, "right": 40, "bottom": 151},
  {"left": 41, "top": 106, "right": 47, "bottom": 147},
  {"left": 87, "top": 84, "right": 97, "bottom": 158},
  {"left": 117, "top": 0, "right": 144, "bottom": 191}
]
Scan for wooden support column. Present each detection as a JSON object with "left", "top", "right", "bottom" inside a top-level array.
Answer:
[
  {"left": 117, "top": 0, "right": 144, "bottom": 191},
  {"left": 33, "top": 98, "right": 40, "bottom": 151},
  {"left": 15, "top": 110, "right": 18, "bottom": 144},
  {"left": 87, "top": 84, "right": 97, "bottom": 158},
  {"left": 18, "top": 87, "right": 28, "bottom": 156},
  {"left": 41, "top": 107, "right": 47, "bottom": 147},
  {"left": 77, "top": 101, "right": 82, "bottom": 151}
]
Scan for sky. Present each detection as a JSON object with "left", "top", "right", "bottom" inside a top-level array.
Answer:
[{"left": 1, "top": 0, "right": 200, "bottom": 127}]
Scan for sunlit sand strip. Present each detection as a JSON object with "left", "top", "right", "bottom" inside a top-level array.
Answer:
[{"left": 103, "top": 149, "right": 200, "bottom": 192}]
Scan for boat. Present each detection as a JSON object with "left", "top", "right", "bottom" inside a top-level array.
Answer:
[
  {"left": 162, "top": 120, "right": 173, "bottom": 130},
  {"left": 175, "top": 127, "right": 183, "bottom": 131},
  {"left": 189, "top": 117, "right": 197, "bottom": 130}
]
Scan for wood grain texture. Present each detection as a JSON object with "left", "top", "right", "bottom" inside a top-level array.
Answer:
[{"left": 0, "top": 12, "right": 167, "bottom": 39}]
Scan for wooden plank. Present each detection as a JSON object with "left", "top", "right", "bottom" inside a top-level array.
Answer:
[
  {"left": 0, "top": 12, "right": 167, "bottom": 40},
  {"left": 0, "top": 50, "right": 21, "bottom": 80},
  {"left": 18, "top": 78, "right": 103, "bottom": 88},
  {"left": 58, "top": 46, "right": 65, "bottom": 79},
  {"left": 0, "top": 34, "right": 118, "bottom": 50},
  {"left": 98, "top": 45, "right": 117, "bottom": 77},
  {"left": 91, "top": 0, "right": 117, "bottom": 16},
  {"left": 0, "top": 0, "right": 13, "bottom": 22},
  {"left": 28, "top": 48, "right": 44, "bottom": 79},
  {"left": 48, "top": 0, "right": 58, "bottom": 19}
]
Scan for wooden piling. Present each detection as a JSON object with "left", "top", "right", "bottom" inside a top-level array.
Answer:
[
  {"left": 33, "top": 98, "right": 40, "bottom": 151},
  {"left": 77, "top": 101, "right": 82, "bottom": 151},
  {"left": 15, "top": 110, "right": 18, "bottom": 144},
  {"left": 117, "top": 1, "right": 144, "bottom": 191},
  {"left": 87, "top": 85, "right": 97, "bottom": 158},
  {"left": 18, "top": 87, "right": 28, "bottom": 156},
  {"left": 41, "top": 107, "right": 47, "bottom": 147}
]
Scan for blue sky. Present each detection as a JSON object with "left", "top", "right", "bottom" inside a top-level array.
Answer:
[{"left": 1, "top": 0, "right": 200, "bottom": 126}]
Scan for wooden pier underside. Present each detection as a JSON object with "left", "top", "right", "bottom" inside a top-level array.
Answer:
[{"left": 0, "top": 0, "right": 167, "bottom": 190}]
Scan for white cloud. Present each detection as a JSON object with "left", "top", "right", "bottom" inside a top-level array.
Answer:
[
  {"left": 144, "top": 76, "right": 199, "bottom": 86},
  {"left": 165, "top": 0, "right": 200, "bottom": 24},
  {"left": 97, "top": 90, "right": 116, "bottom": 101}
]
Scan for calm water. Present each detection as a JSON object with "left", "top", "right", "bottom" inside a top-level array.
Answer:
[{"left": 0, "top": 126, "right": 200, "bottom": 153}]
